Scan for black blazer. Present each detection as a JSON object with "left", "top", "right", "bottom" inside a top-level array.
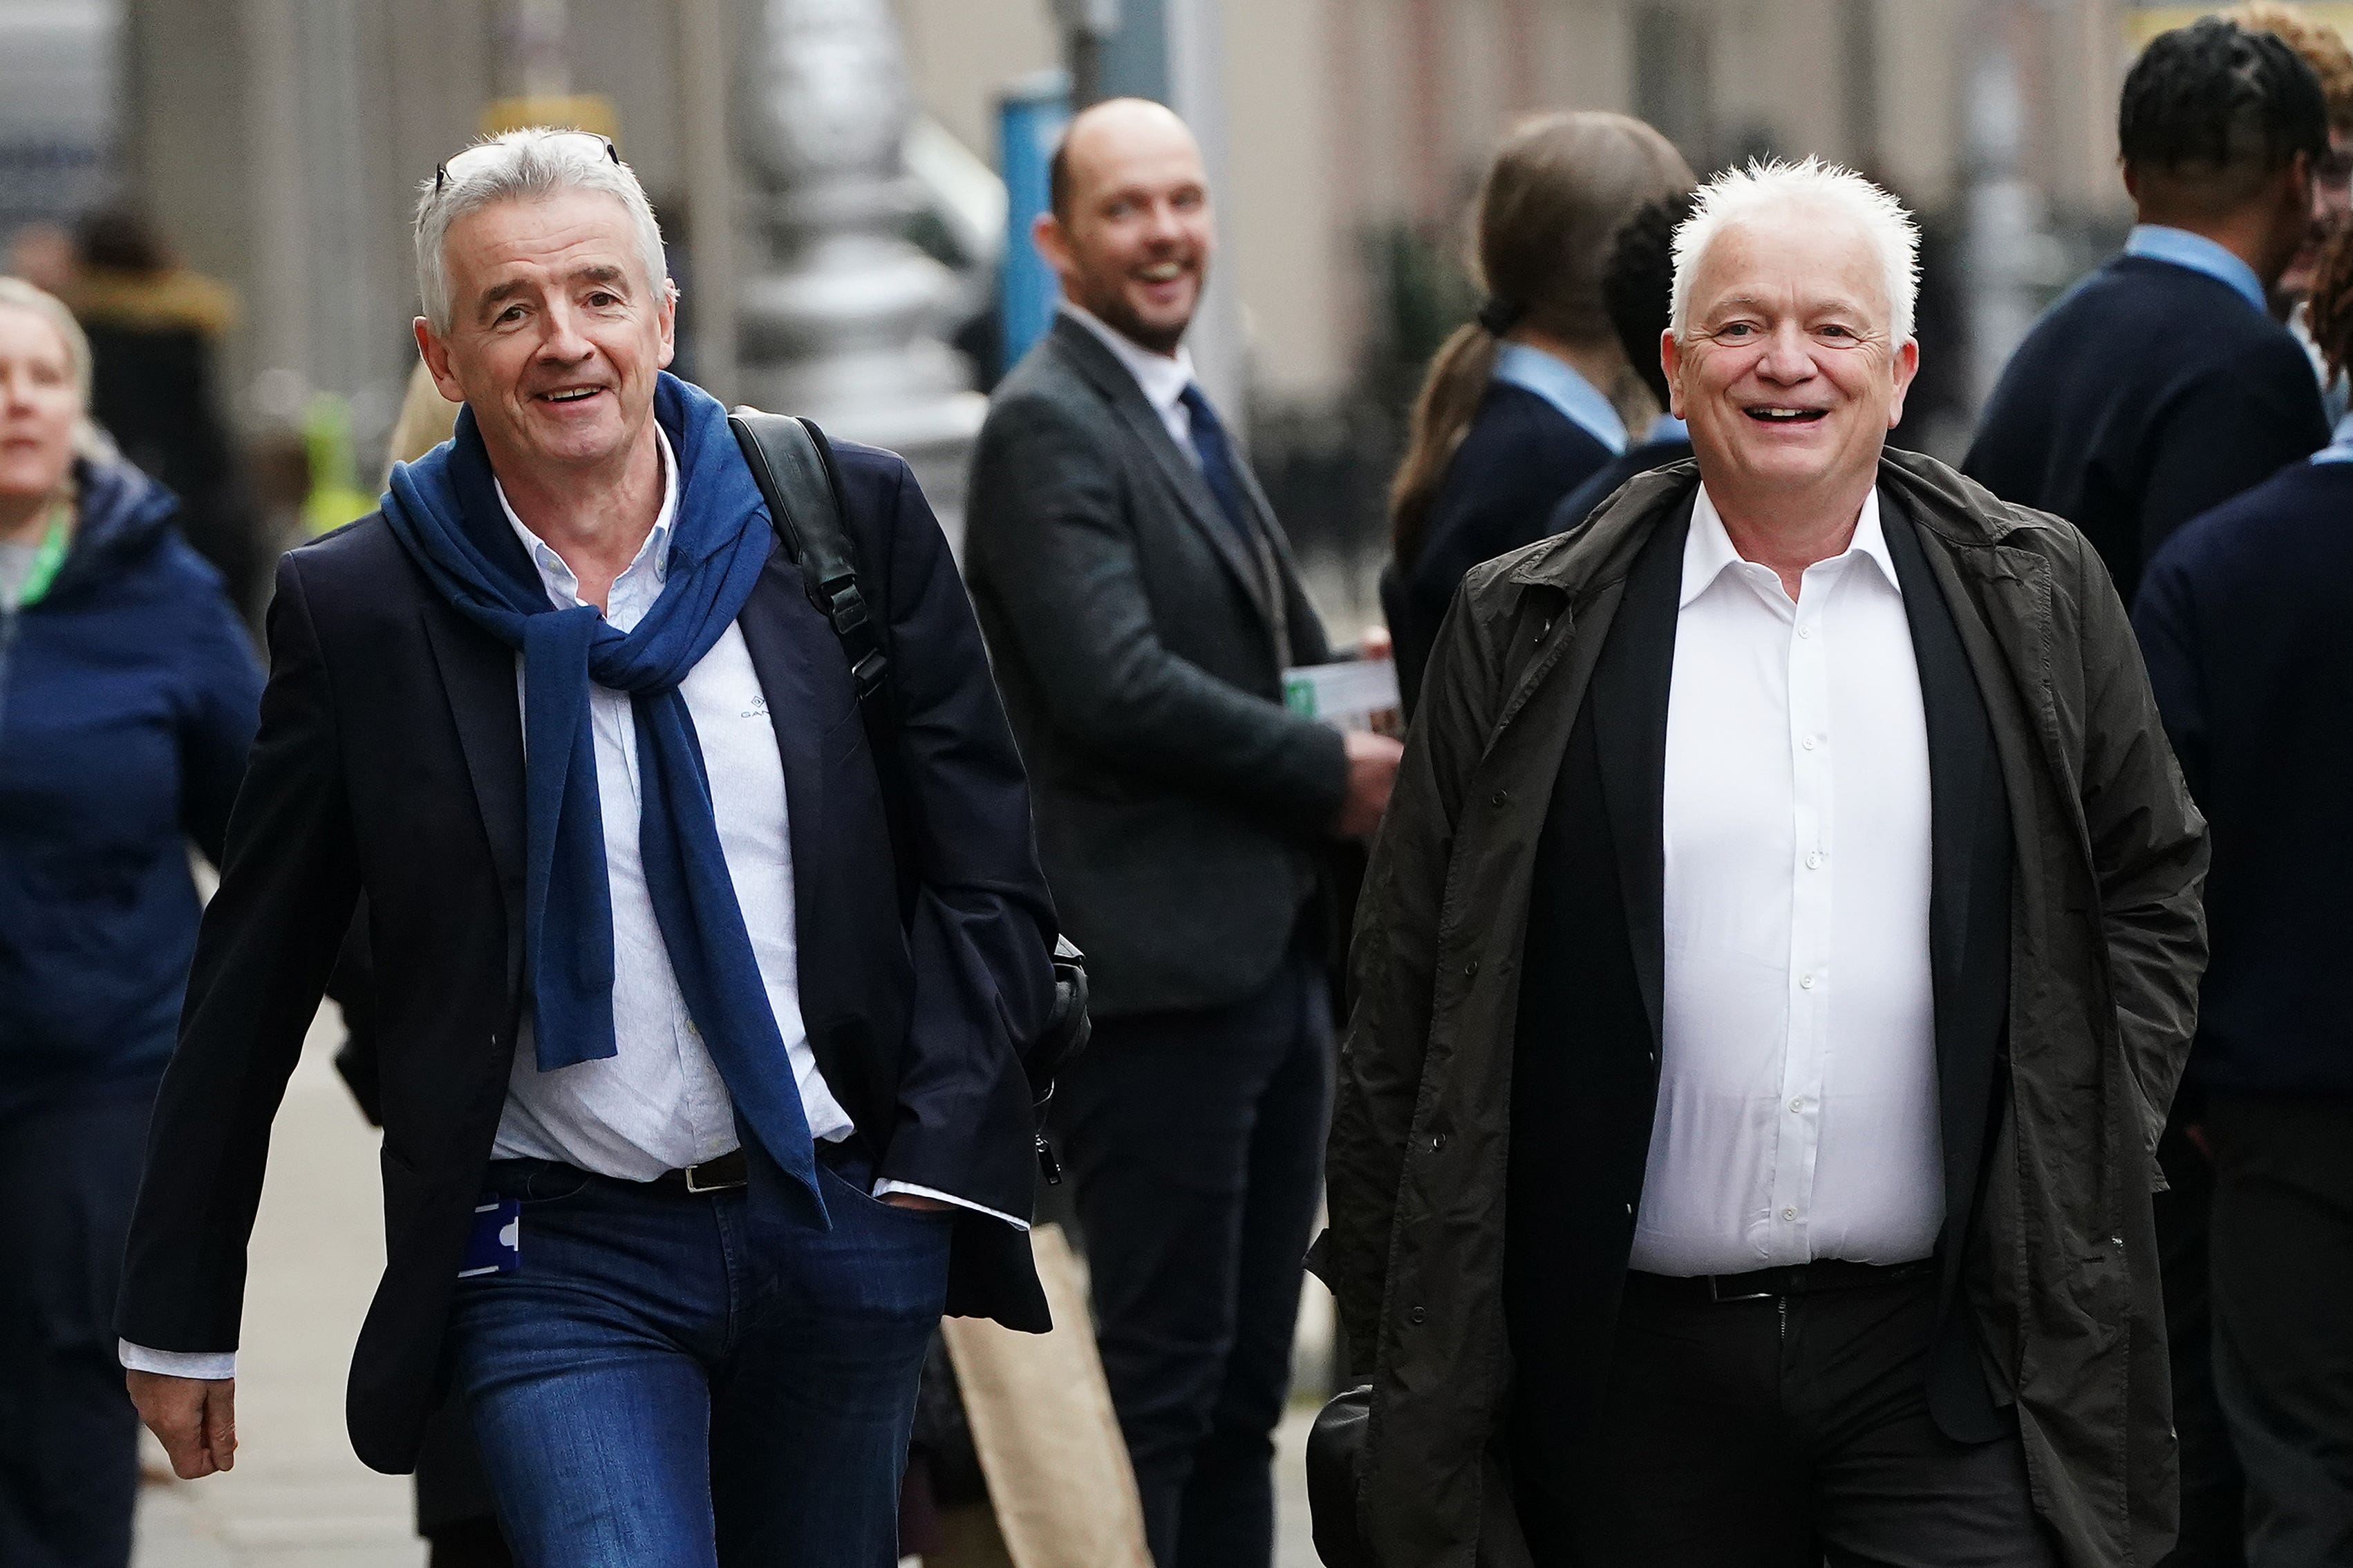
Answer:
[
  {"left": 117, "top": 440, "right": 1060, "bottom": 1474},
  {"left": 1385, "top": 383, "right": 1617, "bottom": 712},
  {"left": 1964, "top": 254, "right": 2329, "bottom": 606},
  {"left": 1503, "top": 492, "right": 2016, "bottom": 1543},
  {"left": 964, "top": 315, "right": 1347, "bottom": 1019}
]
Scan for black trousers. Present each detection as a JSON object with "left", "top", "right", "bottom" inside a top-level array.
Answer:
[
  {"left": 0, "top": 1082, "right": 156, "bottom": 1568},
  {"left": 1555, "top": 1267, "right": 2058, "bottom": 1568},
  {"left": 1056, "top": 950, "right": 1333, "bottom": 1568},
  {"left": 2157, "top": 1115, "right": 2245, "bottom": 1568},
  {"left": 2207, "top": 1092, "right": 2353, "bottom": 1567}
]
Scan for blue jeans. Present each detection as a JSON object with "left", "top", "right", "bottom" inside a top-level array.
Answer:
[{"left": 446, "top": 1149, "right": 950, "bottom": 1568}]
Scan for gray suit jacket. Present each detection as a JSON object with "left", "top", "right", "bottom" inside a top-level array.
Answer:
[{"left": 966, "top": 314, "right": 1349, "bottom": 1019}]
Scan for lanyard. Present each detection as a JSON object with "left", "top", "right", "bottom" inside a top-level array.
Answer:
[{"left": 13, "top": 507, "right": 69, "bottom": 608}]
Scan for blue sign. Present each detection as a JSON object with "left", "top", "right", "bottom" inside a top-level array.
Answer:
[{"left": 997, "top": 72, "right": 1072, "bottom": 375}]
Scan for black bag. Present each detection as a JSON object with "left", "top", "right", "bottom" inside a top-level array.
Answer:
[
  {"left": 727, "top": 408, "right": 1090, "bottom": 1180},
  {"left": 1306, "top": 1382, "right": 1377, "bottom": 1568}
]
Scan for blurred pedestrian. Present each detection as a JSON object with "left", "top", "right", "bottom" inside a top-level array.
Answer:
[
  {"left": 61, "top": 210, "right": 267, "bottom": 621},
  {"left": 0, "top": 277, "right": 261, "bottom": 1568},
  {"left": 1545, "top": 191, "right": 1698, "bottom": 536},
  {"left": 1322, "top": 160, "right": 2207, "bottom": 1567},
  {"left": 964, "top": 97, "right": 1393, "bottom": 1568},
  {"left": 113, "top": 128, "right": 1060, "bottom": 1567},
  {"left": 2226, "top": 1, "right": 2353, "bottom": 421},
  {"left": 1966, "top": 17, "right": 2330, "bottom": 608},
  {"left": 1966, "top": 26, "right": 2328, "bottom": 1562},
  {"left": 2135, "top": 219, "right": 2353, "bottom": 1568},
  {"left": 1380, "top": 112, "right": 1691, "bottom": 711}
]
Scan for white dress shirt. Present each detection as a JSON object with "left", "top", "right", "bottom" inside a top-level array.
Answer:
[
  {"left": 1060, "top": 299, "right": 1201, "bottom": 455},
  {"left": 1630, "top": 483, "right": 1942, "bottom": 1277},
  {"left": 120, "top": 426, "right": 1011, "bottom": 1383}
]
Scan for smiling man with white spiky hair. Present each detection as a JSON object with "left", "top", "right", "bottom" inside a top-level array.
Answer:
[{"left": 1318, "top": 154, "right": 2208, "bottom": 1568}]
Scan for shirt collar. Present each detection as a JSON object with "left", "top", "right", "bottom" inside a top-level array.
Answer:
[
  {"left": 1491, "top": 342, "right": 1629, "bottom": 455},
  {"left": 2123, "top": 225, "right": 2269, "bottom": 315},
  {"left": 1647, "top": 411, "right": 1689, "bottom": 442},
  {"left": 2313, "top": 408, "right": 2353, "bottom": 464},
  {"left": 1680, "top": 482, "right": 1897, "bottom": 608},
  {"left": 1060, "top": 299, "right": 1197, "bottom": 416},
  {"left": 494, "top": 423, "right": 680, "bottom": 614}
]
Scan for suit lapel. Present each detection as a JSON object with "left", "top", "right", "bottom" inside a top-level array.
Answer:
[
  {"left": 420, "top": 606, "right": 526, "bottom": 989},
  {"left": 1589, "top": 497, "right": 1690, "bottom": 1052},
  {"left": 1048, "top": 317, "right": 1279, "bottom": 629}
]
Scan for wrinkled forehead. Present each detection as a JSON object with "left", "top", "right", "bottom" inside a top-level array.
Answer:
[{"left": 1688, "top": 206, "right": 1891, "bottom": 325}]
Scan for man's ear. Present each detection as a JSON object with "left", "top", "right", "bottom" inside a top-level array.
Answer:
[
  {"left": 1033, "top": 211, "right": 1076, "bottom": 285},
  {"left": 1886, "top": 336, "right": 1921, "bottom": 430},
  {"left": 656, "top": 279, "right": 679, "bottom": 371},
  {"left": 1659, "top": 328, "right": 1685, "bottom": 422},
  {"left": 414, "top": 318, "right": 466, "bottom": 405}
]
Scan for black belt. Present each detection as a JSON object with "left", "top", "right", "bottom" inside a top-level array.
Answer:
[
  {"left": 646, "top": 1147, "right": 749, "bottom": 1196},
  {"left": 1627, "top": 1256, "right": 1938, "bottom": 1305}
]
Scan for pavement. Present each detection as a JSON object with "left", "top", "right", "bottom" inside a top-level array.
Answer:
[{"left": 128, "top": 1003, "right": 1328, "bottom": 1567}]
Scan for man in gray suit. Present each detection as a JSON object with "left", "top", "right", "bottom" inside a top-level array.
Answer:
[{"left": 965, "top": 97, "right": 1400, "bottom": 1568}]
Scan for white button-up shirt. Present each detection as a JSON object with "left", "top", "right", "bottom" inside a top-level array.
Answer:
[
  {"left": 1060, "top": 299, "right": 1201, "bottom": 455},
  {"left": 487, "top": 428, "right": 858, "bottom": 1176},
  {"left": 1630, "top": 483, "right": 1942, "bottom": 1277}
]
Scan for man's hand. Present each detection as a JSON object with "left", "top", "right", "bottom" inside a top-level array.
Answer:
[
  {"left": 878, "top": 1191, "right": 953, "bottom": 1212},
  {"left": 128, "top": 1371, "right": 237, "bottom": 1479},
  {"left": 1359, "top": 624, "right": 1394, "bottom": 662},
  {"left": 1334, "top": 730, "right": 1405, "bottom": 840}
]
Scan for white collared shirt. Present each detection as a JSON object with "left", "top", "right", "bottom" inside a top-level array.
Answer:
[
  {"left": 1631, "top": 482, "right": 1942, "bottom": 1276},
  {"left": 1059, "top": 299, "right": 1201, "bottom": 455}
]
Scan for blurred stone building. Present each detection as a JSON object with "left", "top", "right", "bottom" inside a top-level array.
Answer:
[{"left": 6, "top": 1, "right": 2325, "bottom": 568}]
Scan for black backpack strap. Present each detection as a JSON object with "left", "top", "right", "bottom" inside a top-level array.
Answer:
[{"left": 727, "top": 408, "right": 889, "bottom": 718}]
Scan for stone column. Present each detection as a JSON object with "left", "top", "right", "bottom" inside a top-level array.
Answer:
[{"left": 733, "top": 0, "right": 985, "bottom": 548}]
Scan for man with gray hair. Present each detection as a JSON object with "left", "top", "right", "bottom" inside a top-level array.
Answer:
[
  {"left": 1320, "top": 158, "right": 2209, "bottom": 1566},
  {"left": 111, "top": 127, "right": 1061, "bottom": 1566}
]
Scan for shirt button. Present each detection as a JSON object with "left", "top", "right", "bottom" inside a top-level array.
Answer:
[
  {"left": 1799, "top": 973, "right": 1817, "bottom": 990},
  {"left": 1801, "top": 735, "right": 1819, "bottom": 751},
  {"left": 1806, "top": 850, "right": 1824, "bottom": 869},
  {"left": 1797, "top": 625, "right": 1813, "bottom": 639},
  {"left": 1789, "top": 1097, "right": 1805, "bottom": 1113},
  {"left": 1783, "top": 1207, "right": 1799, "bottom": 1221}
]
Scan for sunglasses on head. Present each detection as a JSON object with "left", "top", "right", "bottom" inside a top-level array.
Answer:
[{"left": 433, "top": 131, "right": 619, "bottom": 197}]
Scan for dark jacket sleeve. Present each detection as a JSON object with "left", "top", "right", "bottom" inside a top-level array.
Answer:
[
  {"left": 870, "top": 457, "right": 1060, "bottom": 1216},
  {"left": 118, "top": 556, "right": 362, "bottom": 1354},
  {"left": 2070, "top": 533, "right": 2211, "bottom": 1155},
  {"left": 174, "top": 565, "right": 265, "bottom": 865},
  {"left": 2139, "top": 337, "right": 2328, "bottom": 566},
  {"left": 971, "top": 394, "right": 1349, "bottom": 833},
  {"left": 1324, "top": 579, "right": 1503, "bottom": 1372}
]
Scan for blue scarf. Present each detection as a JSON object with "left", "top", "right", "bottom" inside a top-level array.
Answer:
[{"left": 382, "top": 373, "right": 817, "bottom": 1203}]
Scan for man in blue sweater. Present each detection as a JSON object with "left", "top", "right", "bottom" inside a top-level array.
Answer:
[
  {"left": 1966, "top": 17, "right": 2332, "bottom": 610},
  {"left": 1969, "top": 21, "right": 2333, "bottom": 1566},
  {"left": 2136, "top": 241, "right": 2353, "bottom": 1562}
]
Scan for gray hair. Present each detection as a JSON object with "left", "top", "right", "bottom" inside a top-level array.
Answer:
[
  {"left": 413, "top": 127, "right": 668, "bottom": 336},
  {"left": 1669, "top": 156, "right": 1920, "bottom": 344}
]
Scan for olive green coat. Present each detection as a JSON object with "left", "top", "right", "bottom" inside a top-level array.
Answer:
[{"left": 1324, "top": 451, "right": 2209, "bottom": 1568}]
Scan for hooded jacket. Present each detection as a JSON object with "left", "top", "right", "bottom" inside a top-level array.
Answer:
[
  {"left": 0, "top": 458, "right": 261, "bottom": 1106},
  {"left": 1324, "top": 451, "right": 2208, "bottom": 1568}
]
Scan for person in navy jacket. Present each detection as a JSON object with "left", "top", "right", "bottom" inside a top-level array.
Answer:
[
  {"left": 112, "top": 131, "right": 1056, "bottom": 1567},
  {"left": 1381, "top": 112, "right": 1690, "bottom": 712},
  {"left": 2135, "top": 218, "right": 2353, "bottom": 1568},
  {"left": 1966, "top": 17, "right": 2333, "bottom": 608},
  {"left": 0, "top": 276, "right": 262, "bottom": 1568}
]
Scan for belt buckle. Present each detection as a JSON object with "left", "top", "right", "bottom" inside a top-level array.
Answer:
[
  {"left": 683, "top": 1160, "right": 742, "bottom": 1195},
  {"left": 1707, "top": 1276, "right": 1778, "bottom": 1303}
]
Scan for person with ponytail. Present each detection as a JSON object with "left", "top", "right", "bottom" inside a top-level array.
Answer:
[{"left": 1381, "top": 112, "right": 1691, "bottom": 711}]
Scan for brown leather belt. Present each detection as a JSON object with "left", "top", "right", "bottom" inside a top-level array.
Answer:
[{"left": 1627, "top": 1255, "right": 1938, "bottom": 1304}]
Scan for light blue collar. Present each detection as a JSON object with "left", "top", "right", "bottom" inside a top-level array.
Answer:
[
  {"left": 1492, "top": 343, "right": 1627, "bottom": 455},
  {"left": 2123, "top": 225, "right": 2268, "bottom": 315},
  {"left": 1647, "top": 413, "right": 1689, "bottom": 443},
  {"left": 2311, "top": 410, "right": 2353, "bottom": 464}
]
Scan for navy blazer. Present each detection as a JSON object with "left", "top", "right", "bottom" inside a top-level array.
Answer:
[
  {"left": 1965, "top": 254, "right": 2329, "bottom": 605},
  {"left": 1385, "top": 383, "right": 1615, "bottom": 712},
  {"left": 1546, "top": 434, "right": 1694, "bottom": 539},
  {"left": 116, "top": 439, "right": 1058, "bottom": 1473},
  {"left": 2135, "top": 457, "right": 2353, "bottom": 1095}
]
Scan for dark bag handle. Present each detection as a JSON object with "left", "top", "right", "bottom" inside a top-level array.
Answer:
[{"left": 726, "top": 408, "right": 1091, "bottom": 1178}]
